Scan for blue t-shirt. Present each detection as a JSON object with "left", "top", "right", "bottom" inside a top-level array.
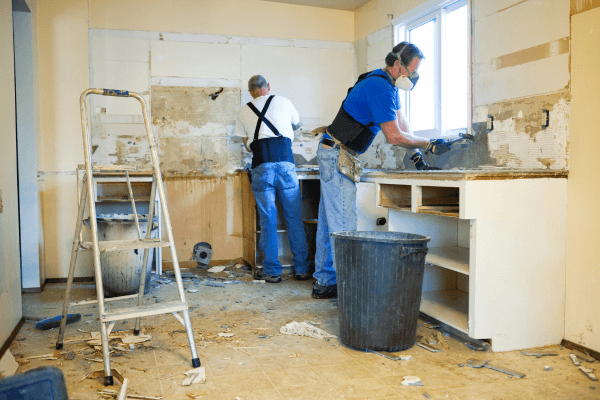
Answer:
[{"left": 344, "top": 69, "right": 400, "bottom": 135}]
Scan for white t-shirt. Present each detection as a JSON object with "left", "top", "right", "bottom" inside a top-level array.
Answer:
[{"left": 235, "top": 95, "right": 299, "bottom": 147}]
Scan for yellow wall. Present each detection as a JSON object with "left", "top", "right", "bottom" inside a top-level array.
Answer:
[
  {"left": 0, "top": 0, "right": 23, "bottom": 346},
  {"left": 354, "top": 0, "right": 430, "bottom": 42},
  {"left": 89, "top": 0, "right": 354, "bottom": 42},
  {"left": 35, "top": 0, "right": 355, "bottom": 278},
  {"left": 566, "top": 6, "right": 600, "bottom": 352}
]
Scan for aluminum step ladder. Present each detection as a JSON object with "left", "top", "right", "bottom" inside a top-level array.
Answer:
[{"left": 55, "top": 89, "right": 200, "bottom": 386}]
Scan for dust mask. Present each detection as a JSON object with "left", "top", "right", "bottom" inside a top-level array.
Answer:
[{"left": 395, "top": 76, "right": 414, "bottom": 91}]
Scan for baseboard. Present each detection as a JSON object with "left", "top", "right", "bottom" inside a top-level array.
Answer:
[
  {"left": 0, "top": 316, "right": 25, "bottom": 361},
  {"left": 44, "top": 277, "right": 95, "bottom": 284},
  {"left": 561, "top": 339, "right": 600, "bottom": 360}
]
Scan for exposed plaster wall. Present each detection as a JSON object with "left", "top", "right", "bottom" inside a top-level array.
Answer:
[
  {"left": 354, "top": 0, "right": 571, "bottom": 171},
  {"left": 0, "top": 0, "right": 23, "bottom": 346},
  {"left": 35, "top": 0, "right": 354, "bottom": 276}
]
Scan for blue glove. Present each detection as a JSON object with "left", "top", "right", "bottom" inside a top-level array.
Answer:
[{"left": 425, "top": 138, "right": 451, "bottom": 155}]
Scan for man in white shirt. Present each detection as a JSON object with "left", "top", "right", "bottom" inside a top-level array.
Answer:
[{"left": 236, "top": 75, "right": 310, "bottom": 283}]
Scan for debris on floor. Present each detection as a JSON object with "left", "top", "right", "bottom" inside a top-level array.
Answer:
[
  {"left": 0, "top": 350, "right": 18, "bottom": 377},
  {"left": 401, "top": 376, "right": 424, "bottom": 386},
  {"left": 580, "top": 366, "right": 599, "bottom": 381},
  {"left": 182, "top": 367, "right": 206, "bottom": 386},
  {"left": 570, "top": 353, "right": 582, "bottom": 366},
  {"left": 466, "top": 359, "right": 526, "bottom": 378},
  {"left": 520, "top": 350, "right": 558, "bottom": 357},
  {"left": 280, "top": 321, "right": 337, "bottom": 339}
]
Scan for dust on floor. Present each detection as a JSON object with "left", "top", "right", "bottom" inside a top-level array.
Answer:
[{"left": 12, "top": 270, "right": 600, "bottom": 400}]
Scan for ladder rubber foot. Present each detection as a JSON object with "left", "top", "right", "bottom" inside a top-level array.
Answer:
[
  {"left": 192, "top": 358, "right": 201, "bottom": 368},
  {"left": 133, "top": 329, "right": 140, "bottom": 336},
  {"left": 56, "top": 343, "right": 63, "bottom": 350},
  {"left": 104, "top": 376, "right": 114, "bottom": 386}
]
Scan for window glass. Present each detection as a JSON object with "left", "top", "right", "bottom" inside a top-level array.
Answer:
[
  {"left": 443, "top": 4, "right": 468, "bottom": 132},
  {"left": 408, "top": 19, "right": 436, "bottom": 131}
]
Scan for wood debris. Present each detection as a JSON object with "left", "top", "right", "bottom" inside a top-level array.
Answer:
[
  {"left": 98, "top": 389, "right": 163, "bottom": 399},
  {"left": 186, "top": 392, "right": 208, "bottom": 399},
  {"left": 121, "top": 334, "right": 152, "bottom": 344},
  {"left": 182, "top": 367, "right": 206, "bottom": 386},
  {"left": 434, "top": 331, "right": 450, "bottom": 350},
  {"left": 580, "top": 366, "right": 599, "bottom": 381}
]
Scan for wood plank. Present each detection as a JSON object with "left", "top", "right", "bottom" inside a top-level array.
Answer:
[
  {"left": 420, "top": 289, "right": 469, "bottom": 333},
  {"left": 102, "top": 301, "right": 187, "bottom": 322},
  {"left": 79, "top": 239, "right": 170, "bottom": 252},
  {"left": 426, "top": 247, "right": 469, "bottom": 275}
]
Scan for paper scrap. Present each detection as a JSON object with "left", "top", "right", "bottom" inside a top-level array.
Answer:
[
  {"left": 280, "top": 321, "right": 337, "bottom": 339},
  {"left": 182, "top": 367, "right": 206, "bottom": 386},
  {"left": 207, "top": 266, "right": 225, "bottom": 273},
  {"left": 402, "top": 376, "right": 424, "bottom": 386},
  {"left": 218, "top": 333, "right": 234, "bottom": 338}
]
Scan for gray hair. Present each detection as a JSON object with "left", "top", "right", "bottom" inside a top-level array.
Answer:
[
  {"left": 248, "top": 75, "right": 268, "bottom": 91},
  {"left": 385, "top": 42, "right": 424, "bottom": 67}
]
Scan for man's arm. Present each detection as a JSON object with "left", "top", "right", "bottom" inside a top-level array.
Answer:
[{"left": 380, "top": 109, "right": 430, "bottom": 148}]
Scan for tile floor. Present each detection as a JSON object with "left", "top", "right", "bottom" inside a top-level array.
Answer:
[{"left": 12, "top": 271, "right": 600, "bottom": 400}]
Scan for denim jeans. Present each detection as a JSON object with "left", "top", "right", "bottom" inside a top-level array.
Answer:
[
  {"left": 251, "top": 161, "right": 310, "bottom": 276},
  {"left": 314, "top": 145, "right": 357, "bottom": 286}
]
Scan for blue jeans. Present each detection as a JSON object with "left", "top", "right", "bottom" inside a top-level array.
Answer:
[
  {"left": 314, "top": 145, "right": 357, "bottom": 286},
  {"left": 251, "top": 162, "right": 310, "bottom": 276}
]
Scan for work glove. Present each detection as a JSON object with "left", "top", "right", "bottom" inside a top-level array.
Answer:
[
  {"left": 425, "top": 138, "right": 451, "bottom": 155},
  {"left": 410, "top": 151, "right": 441, "bottom": 171}
]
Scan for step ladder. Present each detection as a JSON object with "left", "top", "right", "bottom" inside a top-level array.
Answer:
[{"left": 55, "top": 89, "right": 200, "bottom": 386}]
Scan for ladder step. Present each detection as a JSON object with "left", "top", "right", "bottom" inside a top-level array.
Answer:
[
  {"left": 79, "top": 239, "right": 171, "bottom": 252},
  {"left": 69, "top": 293, "right": 140, "bottom": 307},
  {"left": 103, "top": 300, "right": 188, "bottom": 322}
]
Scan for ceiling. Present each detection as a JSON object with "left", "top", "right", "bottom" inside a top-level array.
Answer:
[{"left": 261, "top": 0, "right": 372, "bottom": 11}]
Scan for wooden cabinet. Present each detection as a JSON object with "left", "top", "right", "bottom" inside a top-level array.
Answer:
[{"left": 362, "top": 171, "right": 567, "bottom": 352}]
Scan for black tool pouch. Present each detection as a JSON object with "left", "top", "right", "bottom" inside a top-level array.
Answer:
[{"left": 327, "top": 106, "right": 376, "bottom": 154}]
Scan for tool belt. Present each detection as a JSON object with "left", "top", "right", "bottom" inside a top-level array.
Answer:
[{"left": 321, "top": 135, "right": 363, "bottom": 183}]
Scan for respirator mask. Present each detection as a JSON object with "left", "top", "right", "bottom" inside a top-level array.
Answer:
[{"left": 393, "top": 44, "right": 419, "bottom": 91}]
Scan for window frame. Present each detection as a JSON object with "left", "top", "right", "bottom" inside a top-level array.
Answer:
[{"left": 393, "top": 0, "right": 469, "bottom": 139}]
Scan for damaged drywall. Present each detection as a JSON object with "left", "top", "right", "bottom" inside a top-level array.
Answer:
[
  {"left": 91, "top": 112, "right": 153, "bottom": 168},
  {"left": 151, "top": 86, "right": 243, "bottom": 176},
  {"left": 473, "top": 92, "right": 571, "bottom": 170}
]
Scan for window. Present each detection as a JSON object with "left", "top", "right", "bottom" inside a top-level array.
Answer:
[{"left": 394, "top": 0, "right": 468, "bottom": 138}]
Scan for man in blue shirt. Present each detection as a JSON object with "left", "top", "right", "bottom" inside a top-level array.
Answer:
[{"left": 312, "top": 42, "right": 451, "bottom": 298}]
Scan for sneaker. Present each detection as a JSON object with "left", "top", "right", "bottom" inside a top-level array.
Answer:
[
  {"left": 294, "top": 272, "right": 312, "bottom": 281},
  {"left": 311, "top": 282, "right": 337, "bottom": 299},
  {"left": 254, "top": 269, "right": 282, "bottom": 283}
]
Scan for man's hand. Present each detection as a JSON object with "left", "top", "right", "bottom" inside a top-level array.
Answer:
[{"left": 425, "top": 139, "right": 451, "bottom": 155}]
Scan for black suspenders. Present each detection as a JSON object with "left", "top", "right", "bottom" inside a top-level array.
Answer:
[{"left": 247, "top": 95, "right": 280, "bottom": 141}]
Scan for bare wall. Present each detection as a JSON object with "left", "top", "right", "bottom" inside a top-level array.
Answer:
[
  {"left": 0, "top": 0, "right": 23, "bottom": 347},
  {"left": 35, "top": 0, "right": 355, "bottom": 277}
]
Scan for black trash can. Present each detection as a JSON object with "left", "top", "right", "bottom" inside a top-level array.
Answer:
[{"left": 333, "top": 231, "right": 430, "bottom": 351}]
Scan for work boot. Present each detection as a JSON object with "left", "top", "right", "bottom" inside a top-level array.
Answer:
[
  {"left": 311, "top": 282, "right": 337, "bottom": 299},
  {"left": 294, "top": 272, "right": 312, "bottom": 281},
  {"left": 410, "top": 150, "right": 441, "bottom": 171},
  {"left": 254, "top": 269, "right": 282, "bottom": 283}
]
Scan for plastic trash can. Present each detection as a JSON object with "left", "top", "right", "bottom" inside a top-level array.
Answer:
[
  {"left": 86, "top": 214, "right": 158, "bottom": 298},
  {"left": 333, "top": 231, "right": 430, "bottom": 351}
]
